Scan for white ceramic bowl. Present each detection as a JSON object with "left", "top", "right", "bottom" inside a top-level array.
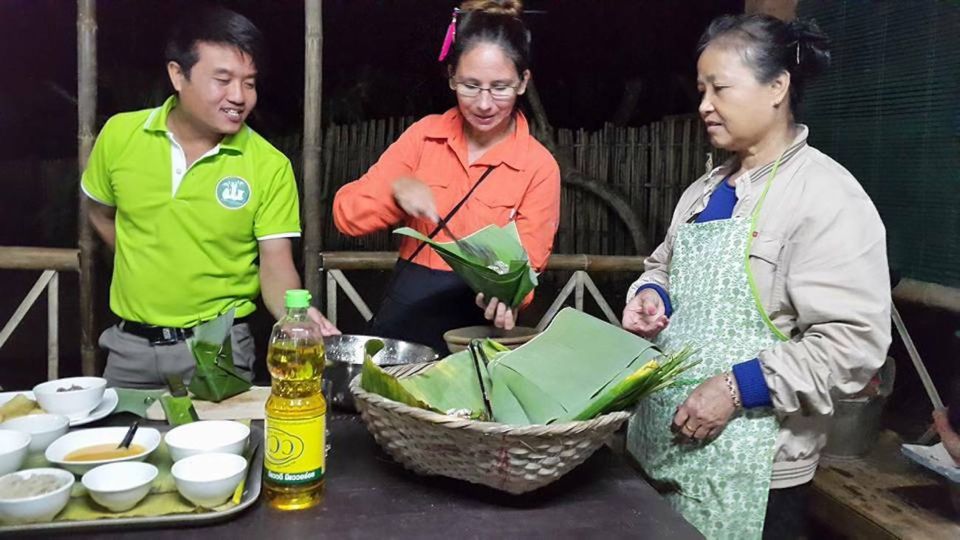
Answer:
[
  {"left": 0, "top": 468, "right": 74, "bottom": 524},
  {"left": 45, "top": 426, "right": 161, "bottom": 475},
  {"left": 32, "top": 377, "right": 107, "bottom": 421},
  {"left": 82, "top": 462, "right": 157, "bottom": 512},
  {"left": 164, "top": 420, "right": 250, "bottom": 463},
  {"left": 0, "top": 414, "right": 70, "bottom": 454},
  {"left": 0, "top": 431, "right": 31, "bottom": 476},
  {"left": 171, "top": 453, "right": 247, "bottom": 508}
]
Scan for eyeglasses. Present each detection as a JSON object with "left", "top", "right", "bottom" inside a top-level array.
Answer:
[{"left": 449, "top": 78, "right": 521, "bottom": 100}]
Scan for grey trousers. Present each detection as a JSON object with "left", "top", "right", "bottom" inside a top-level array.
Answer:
[{"left": 99, "top": 322, "right": 256, "bottom": 388}]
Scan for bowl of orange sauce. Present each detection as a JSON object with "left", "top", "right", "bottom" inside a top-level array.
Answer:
[{"left": 44, "top": 427, "right": 160, "bottom": 475}]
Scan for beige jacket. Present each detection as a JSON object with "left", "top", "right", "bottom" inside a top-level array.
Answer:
[{"left": 627, "top": 126, "right": 891, "bottom": 488}]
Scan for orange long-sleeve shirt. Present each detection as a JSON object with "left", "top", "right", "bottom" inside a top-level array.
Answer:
[{"left": 333, "top": 109, "right": 561, "bottom": 275}]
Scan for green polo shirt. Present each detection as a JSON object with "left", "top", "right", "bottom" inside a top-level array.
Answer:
[{"left": 81, "top": 96, "right": 301, "bottom": 327}]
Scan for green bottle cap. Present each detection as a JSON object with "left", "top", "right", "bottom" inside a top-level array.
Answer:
[{"left": 285, "top": 289, "right": 312, "bottom": 309}]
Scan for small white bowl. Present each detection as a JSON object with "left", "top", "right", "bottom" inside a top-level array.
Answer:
[
  {"left": 45, "top": 427, "right": 161, "bottom": 475},
  {"left": 164, "top": 420, "right": 250, "bottom": 462},
  {"left": 0, "top": 468, "right": 74, "bottom": 524},
  {"left": 0, "top": 431, "right": 31, "bottom": 476},
  {"left": 82, "top": 462, "right": 157, "bottom": 512},
  {"left": 1, "top": 414, "right": 70, "bottom": 454},
  {"left": 171, "top": 453, "right": 247, "bottom": 508},
  {"left": 32, "top": 377, "right": 107, "bottom": 421}
]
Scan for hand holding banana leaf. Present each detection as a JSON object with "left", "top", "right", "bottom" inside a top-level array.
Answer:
[{"left": 394, "top": 222, "right": 537, "bottom": 308}]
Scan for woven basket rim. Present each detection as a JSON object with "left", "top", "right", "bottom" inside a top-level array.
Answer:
[{"left": 349, "top": 371, "right": 631, "bottom": 437}]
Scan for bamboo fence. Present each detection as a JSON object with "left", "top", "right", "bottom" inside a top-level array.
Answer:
[{"left": 272, "top": 114, "right": 725, "bottom": 257}]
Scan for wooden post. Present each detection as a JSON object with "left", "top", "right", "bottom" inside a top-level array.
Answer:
[
  {"left": 47, "top": 273, "right": 59, "bottom": 380},
  {"left": 77, "top": 0, "right": 98, "bottom": 376},
  {"left": 303, "top": 0, "right": 323, "bottom": 303}
]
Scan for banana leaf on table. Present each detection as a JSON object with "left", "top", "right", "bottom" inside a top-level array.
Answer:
[{"left": 393, "top": 222, "right": 537, "bottom": 307}]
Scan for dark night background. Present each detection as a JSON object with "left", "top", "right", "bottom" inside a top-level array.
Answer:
[{"left": 0, "top": 1, "right": 743, "bottom": 162}]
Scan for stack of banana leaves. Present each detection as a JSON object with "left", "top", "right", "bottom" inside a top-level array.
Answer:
[{"left": 360, "top": 308, "right": 697, "bottom": 425}]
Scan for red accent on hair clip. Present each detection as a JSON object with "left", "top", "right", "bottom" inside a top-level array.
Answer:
[{"left": 438, "top": 8, "right": 459, "bottom": 62}]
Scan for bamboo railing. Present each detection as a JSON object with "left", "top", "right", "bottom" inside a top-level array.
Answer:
[
  {"left": 0, "top": 247, "right": 80, "bottom": 380},
  {"left": 319, "top": 252, "right": 646, "bottom": 329}
]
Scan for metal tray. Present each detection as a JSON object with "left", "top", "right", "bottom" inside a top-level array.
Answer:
[{"left": 0, "top": 424, "right": 263, "bottom": 533}]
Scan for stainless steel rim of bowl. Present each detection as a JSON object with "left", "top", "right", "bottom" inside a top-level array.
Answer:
[{"left": 323, "top": 335, "right": 438, "bottom": 366}]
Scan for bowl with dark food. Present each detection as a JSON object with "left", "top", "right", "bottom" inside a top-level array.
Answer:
[
  {"left": 32, "top": 377, "right": 107, "bottom": 421},
  {"left": 323, "top": 335, "right": 438, "bottom": 412},
  {"left": 0, "top": 468, "right": 74, "bottom": 524}
]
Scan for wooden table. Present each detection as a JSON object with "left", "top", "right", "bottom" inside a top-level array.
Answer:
[
  {"left": 811, "top": 430, "right": 960, "bottom": 539},
  {"left": 61, "top": 413, "right": 702, "bottom": 539}
]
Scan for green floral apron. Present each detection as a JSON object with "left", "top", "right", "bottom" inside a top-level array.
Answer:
[{"left": 627, "top": 161, "right": 787, "bottom": 539}]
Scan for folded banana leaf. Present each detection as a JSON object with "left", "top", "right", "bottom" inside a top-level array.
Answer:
[
  {"left": 187, "top": 310, "right": 252, "bottom": 403},
  {"left": 394, "top": 222, "right": 537, "bottom": 307}
]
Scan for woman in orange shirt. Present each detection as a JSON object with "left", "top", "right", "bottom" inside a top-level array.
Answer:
[{"left": 333, "top": 0, "right": 560, "bottom": 354}]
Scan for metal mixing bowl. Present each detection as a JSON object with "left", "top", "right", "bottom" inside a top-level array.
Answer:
[{"left": 322, "top": 335, "right": 438, "bottom": 412}]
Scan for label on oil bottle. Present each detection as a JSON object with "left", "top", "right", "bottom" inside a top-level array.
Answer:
[{"left": 264, "top": 414, "right": 325, "bottom": 486}]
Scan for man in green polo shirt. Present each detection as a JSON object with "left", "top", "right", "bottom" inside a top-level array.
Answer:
[{"left": 81, "top": 7, "right": 339, "bottom": 388}]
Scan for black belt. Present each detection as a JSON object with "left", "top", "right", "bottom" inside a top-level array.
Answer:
[{"left": 120, "top": 316, "right": 250, "bottom": 346}]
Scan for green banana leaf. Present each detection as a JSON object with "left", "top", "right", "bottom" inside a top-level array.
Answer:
[
  {"left": 394, "top": 222, "right": 538, "bottom": 307},
  {"left": 361, "top": 308, "right": 698, "bottom": 426},
  {"left": 360, "top": 340, "right": 437, "bottom": 411},
  {"left": 488, "top": 308, "right": 698, "bottom": 425},
  {"left": 187, "top": 310, "right": 252, "bottom": 403},
  {"left": 360, "top": 339, "right": 508, "bottom": 420},
  {"left": 560, "top": 346, "right": 698, "bottom": 422},
  {"left": 486, "top": 308, "right": 663, "bottom": 423}
]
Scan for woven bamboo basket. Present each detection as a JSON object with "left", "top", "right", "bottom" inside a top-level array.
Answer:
[{"left": 349, "top": 363, "right": 632, "bottom": 494}]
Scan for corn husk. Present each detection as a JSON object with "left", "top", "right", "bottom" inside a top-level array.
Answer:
[{"left": 393, "top": 222, "right": 537, "bottom": 307}]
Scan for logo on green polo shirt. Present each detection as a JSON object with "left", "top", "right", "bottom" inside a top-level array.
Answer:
[{"left": 216, "top": 176, "right": 251, "bottom": 209}]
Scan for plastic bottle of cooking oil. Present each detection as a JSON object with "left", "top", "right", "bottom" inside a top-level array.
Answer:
[{"left": 264, "top": 289, "right": 326, "bottom": 510}]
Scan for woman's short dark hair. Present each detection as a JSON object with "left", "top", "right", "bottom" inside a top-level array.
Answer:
[
  {"left": 446, "top": 0, "right": 531, "bottom": 76},
  {"left": 164, "top": 6, "right": 265, "bottom": 79},
  {"left": 698, "top": 14, "right": 831, "bottom": 114}
]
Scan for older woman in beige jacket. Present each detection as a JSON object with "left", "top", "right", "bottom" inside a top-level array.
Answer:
[{"left": 623, "top": 14, "right": 891, "bottom": 540}]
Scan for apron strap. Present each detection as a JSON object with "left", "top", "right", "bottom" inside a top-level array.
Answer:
[
  {"left": 405, "top": 165, "right": 497, "bottom": 263},
  {"left": 370, "top": 165, "right": 499, "bottom": 330}
]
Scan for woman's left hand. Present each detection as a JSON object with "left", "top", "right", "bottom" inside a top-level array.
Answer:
[
  {"left": 673, "top": 373, "right": 739, "bottom": 442},
  {"left": 475, "top": 293, "right": 516, "bottom": 330}
]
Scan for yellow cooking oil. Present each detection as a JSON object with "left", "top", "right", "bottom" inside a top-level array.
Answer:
[{"left": 264, "top": 289, "right": 326, "bottom": 510}]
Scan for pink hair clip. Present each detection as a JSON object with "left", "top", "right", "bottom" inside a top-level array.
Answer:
[{"left": 438, "top": 8, "right": 460, "bottom": 62}]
